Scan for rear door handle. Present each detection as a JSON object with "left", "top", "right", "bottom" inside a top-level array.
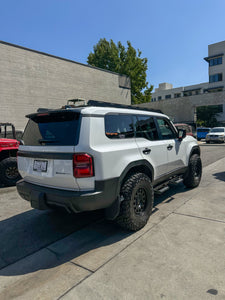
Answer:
[
  {"left": 167, "top": 144, "right": 173, "bottom": 150},
  {"left": 143, "top": 148, "right": 151, "bottom": 155}
]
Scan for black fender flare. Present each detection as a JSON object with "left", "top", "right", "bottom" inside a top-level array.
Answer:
[{"left": 105, "top": 160, "right": 154, "bottom": 220}]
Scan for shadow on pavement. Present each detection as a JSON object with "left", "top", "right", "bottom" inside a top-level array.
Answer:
[
  {"left": 213, "top": 171, "right": 225, "bottom": 182},
  {"left": 0, "top": 183, "right": 188, "bottom": 277}
]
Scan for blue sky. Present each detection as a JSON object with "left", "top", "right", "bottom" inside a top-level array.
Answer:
[{"left": 1, "top": 0, "right": 225, "bottom": 91}]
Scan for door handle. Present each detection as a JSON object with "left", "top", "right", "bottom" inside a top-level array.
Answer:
[
  {"left": 143, "top": 148, "right": 151, "bottom": 155},
  {"left": 167, "top": 144, "right": 173, "bottom": 150}
]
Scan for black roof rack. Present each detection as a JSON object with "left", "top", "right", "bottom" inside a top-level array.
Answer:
[
  {"left": 86, "top": 100, "right": 163, "bottom": 114},
  {"left": 34, "top": 99, "right": 163, "bottom": 116}
]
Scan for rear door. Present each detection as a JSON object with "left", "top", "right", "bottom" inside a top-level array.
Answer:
[
  {"left": 18, "top": 110, "right": 81, "bottom": 190},
  {"left": 134, "top": 115, "right": 169, "bottom": 180}
]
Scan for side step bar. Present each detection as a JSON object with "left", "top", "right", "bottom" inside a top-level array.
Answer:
[{"left": 154, "top": 176, "right": 183, "bottom": 195}]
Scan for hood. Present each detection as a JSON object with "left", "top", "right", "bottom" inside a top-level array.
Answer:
[
  {"left": 0, "top": 138, "right": 19, "bottom": 147},
  {"left": 207, "top": 132, "right": 225, "bottom": 136}
]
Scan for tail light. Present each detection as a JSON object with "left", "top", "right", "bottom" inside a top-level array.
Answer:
[{"left": 73, "top": 153, "right": 94, "bottom": 178}]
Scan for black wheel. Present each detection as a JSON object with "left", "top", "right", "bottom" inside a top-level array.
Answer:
[
  {"left": 183, "top": 154, "right": 202, "bottom": 188},
  {"left": 0, "top": 157, "right": 21, "bottom": 186},
  {"left": 206, "top": 141, "right": 210, "bottom": 144},
  {"left": 115, "top": 173, "right": 153, "bottom": 231}
]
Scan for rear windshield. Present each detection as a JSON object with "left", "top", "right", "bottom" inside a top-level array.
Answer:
[
  {"left": 197, "top": 128, "right": 210, "bottom": 132},
  {"left": 22, "top": 111, "right": 81, "bottom": 146}
]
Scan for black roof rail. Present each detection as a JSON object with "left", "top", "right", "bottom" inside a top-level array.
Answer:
[{"left": 86, "top": 100, "right": 163, "bottom": 114}]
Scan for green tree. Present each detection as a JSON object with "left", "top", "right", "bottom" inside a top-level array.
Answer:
[
  {"left": 87, "top": 38, "right": 153, "bottom": 104},
  {"left": 196, "top": 105, "right": 221, "bottom": 127}
]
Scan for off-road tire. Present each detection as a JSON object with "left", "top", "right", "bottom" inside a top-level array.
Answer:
[
  {"left": 116, "top": 173, "right": 153, "bottom": 231},
  {"left": 183, "top": 154, "right": 202, "bottom": 188},
  {"left": 0, "top": 157, "right": 21, "bottom": 186}
]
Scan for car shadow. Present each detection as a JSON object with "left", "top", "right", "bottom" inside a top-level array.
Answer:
[
  {"left": 213, "top": 171, "right": 225, "bottom": 182},
  {"left": 0, "top": 207, "right": 132, "bottom": 276},
  {"left": 0, "top": 182, "right": 189, "bottom": 277}
]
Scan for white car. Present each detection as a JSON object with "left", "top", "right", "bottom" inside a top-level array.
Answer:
[
  {"left": 16, "top": 100, "right": 202, "bottom": 231},
  {"left": 205, "top": 127, "right": 225, "bottom": 143}
]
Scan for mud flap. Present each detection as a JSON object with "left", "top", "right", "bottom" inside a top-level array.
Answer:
[
  {"left": 105, "top": 197, "right": 120, "bottom": 220},
  {"left": 30, "top": 190, "right": 49, "bottom": 210}
]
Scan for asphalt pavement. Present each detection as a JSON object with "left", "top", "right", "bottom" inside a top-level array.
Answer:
[{"left": 0, "top": 156, "right": 225, "bottom": 299}]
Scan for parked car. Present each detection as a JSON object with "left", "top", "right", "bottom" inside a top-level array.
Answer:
[
  {"left": 0, "top": 123, "right": 21, "bottom": 186},
  {"left": 197, "top": 127, "right": 211, "bottom": 141},
  {"left": 205, "top": 127, "right": 225, "bottom": 143},
  {"left": 174, "top": 123, "right": 194, "bottom": 137},
  {"left": 17, "top": 100, "right": 202, "bottom": 231}
]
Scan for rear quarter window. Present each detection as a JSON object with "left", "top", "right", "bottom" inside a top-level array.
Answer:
[
  {"left": 105, "top": 114, "right": 134, "bottom": 139},
  {"left": 22, "top": 111, "right": 81, "bottom": 146}
]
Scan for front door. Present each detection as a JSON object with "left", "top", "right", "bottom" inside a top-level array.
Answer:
[{"left": 155, "top": 118, "right": 185, "bottom": 174}]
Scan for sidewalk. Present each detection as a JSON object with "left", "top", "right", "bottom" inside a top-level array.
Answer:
[
  {"left": 62, "top": 158, "right": 225, "bottom": 300},
  {"left": 0, "top": 158, "right": 225, "bottom": 300}
]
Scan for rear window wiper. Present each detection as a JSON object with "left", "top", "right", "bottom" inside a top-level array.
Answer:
[{"left": 38, "top": 139, "right": 58, "bottom": 144}]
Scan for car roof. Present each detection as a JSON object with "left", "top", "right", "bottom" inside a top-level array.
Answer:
[
  {"left": 27, "top": 105, "right": 167, "bottom": 119},
  {"left": 79, "top": 106, "right": 166, "bottom": 117}
]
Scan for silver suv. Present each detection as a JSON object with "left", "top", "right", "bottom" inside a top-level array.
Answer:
[{"left": 17, "top": 100, "right": 202, "bottom": 231}]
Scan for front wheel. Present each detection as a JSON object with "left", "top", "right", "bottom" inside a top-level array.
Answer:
[
  {"left": 183, "top": 154, "right": 202, "bottom": 188},
  {"left": 115, "top": 173, "right": 153, "bottom": 231},
  {"left": 0, "top": 157, "right": 21, "bottom": 186}
]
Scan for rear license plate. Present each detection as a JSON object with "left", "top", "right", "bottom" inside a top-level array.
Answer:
[{"left": 33, "top": 160, "right": 48, "bottom": 172}]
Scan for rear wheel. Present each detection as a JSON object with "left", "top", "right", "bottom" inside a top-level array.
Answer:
[
  {"left": 0, "top": 157, "right": 21, "bottom": 186},
  {"left": 183, "top": 154, "right": 202, "bottom": 188},
  {"left": 116, "top": 173, "right": 153, "bottom": 231}
]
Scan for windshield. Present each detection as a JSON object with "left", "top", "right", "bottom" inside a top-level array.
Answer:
[
  {"left": 22, "top": 111, "right": 81, "bottom": 146},
  {"left": 210, "top": 128, "right": 225, "bottom": 133}
]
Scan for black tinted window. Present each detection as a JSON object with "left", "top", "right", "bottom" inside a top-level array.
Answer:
[
  {"left": 156, "top": 118, "right": 176, "bottom": 140},
  {"left": 22, "top": 111, "right": 80, "bottom": 146},
  {"left": 197, "top": 128, "right": 210, "bottom": 133},
  {"left": 135, "top": 116, "right": 159, "bottom": 141},
  {"left": 105, "top": 114, "right": 134, "bottom": 139}
]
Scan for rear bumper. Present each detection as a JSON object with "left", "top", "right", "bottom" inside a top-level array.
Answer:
[{"left": 16, "top": 178, "right": 119, "bottom": 213}]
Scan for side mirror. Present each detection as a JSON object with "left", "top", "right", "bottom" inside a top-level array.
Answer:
[
  {"left": 178, "top": 129, "right": 186, "bottom": 141},
  {"left": 18, "top": 139, "right": 24, "bottom": 145}
]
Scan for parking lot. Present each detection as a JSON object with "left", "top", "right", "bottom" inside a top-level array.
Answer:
[{"left": 0, "top": 142, "right": 225, "bottom": 299}]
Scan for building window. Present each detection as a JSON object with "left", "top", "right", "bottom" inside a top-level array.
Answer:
[
  {"left": 174, "top": 93, "right": 181, "bottom": 98},
  {"left": 209, "top": 57, "right": 222, "bottom": 66},
  {"left": 183, "top": 91, "right": 192, "bottom": 96},
  {"left": 158, "top": 96, "right": 162, "bottom": 101},
  {"left": 165, "top": 94, "right": 171, "bottom": 99},
  {"left": 204, "top": 87, "right": 224, "bottom": 93},
  {"left": 209, "top": 73, "right": 223, "bottom": 83}
]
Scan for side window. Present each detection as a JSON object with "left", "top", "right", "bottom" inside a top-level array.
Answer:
[
  {"left": 105, "top": 114, "right": 134, "bottom": 139},
  {"left": 135, "top": 115, "right": 159, "bottom": 141},
  {"left": 156, "top": 118, "right": 176, "bottom": 140}
]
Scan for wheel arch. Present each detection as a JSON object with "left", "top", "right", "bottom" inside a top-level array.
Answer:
[
  {"left": 0, "top": 149, "right": 18, "bottom": 162},
  {"left": 119, "top": 160, "right": 154, "bottom": 194},
  {"left": 105, "top": 160, "right": 154, "bottom": 221},
  {"left": 188, "top": 145, "right": 200, "bottom": 162}
]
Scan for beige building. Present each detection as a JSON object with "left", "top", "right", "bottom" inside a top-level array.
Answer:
[
  {"left": 147, "top": 41, "right": 225, "bottom": 124},
  {"left": 0, "top": 41, "right": 131, "bottom": 131}
]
